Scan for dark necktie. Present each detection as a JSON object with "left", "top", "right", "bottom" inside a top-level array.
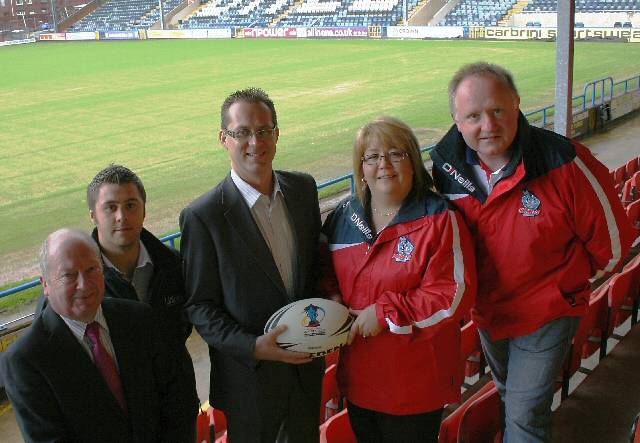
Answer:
[{"left": 85, "top": 322, "right": 128, "bottom": 413}]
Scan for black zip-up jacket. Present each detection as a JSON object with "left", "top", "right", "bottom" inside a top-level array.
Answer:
[{"left": 92, "top": 228, "right": 199, "bottom": 416}]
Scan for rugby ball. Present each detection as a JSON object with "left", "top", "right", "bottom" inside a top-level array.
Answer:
[{"left": 264, "top": 298, "right": 354, "bottom": 358}]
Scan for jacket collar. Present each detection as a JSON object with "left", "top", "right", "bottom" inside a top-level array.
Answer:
[{"left": 343, "top": 191, "right": 446, "bottom": 244}]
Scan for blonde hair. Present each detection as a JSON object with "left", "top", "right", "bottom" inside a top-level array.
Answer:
[{"left": 352, "top": 116, "right": 433, "bottom": 205}]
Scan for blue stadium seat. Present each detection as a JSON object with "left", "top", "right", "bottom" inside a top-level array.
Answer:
[{"left": 438, "top": 0, "right": 518, "bottom": 27}]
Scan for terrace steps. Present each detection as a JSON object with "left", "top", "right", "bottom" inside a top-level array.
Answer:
[
  {"left": 270, "top": 0, "right": 305, "bottom": 27},
  {"left": 408, "top": 0, "right": 428, "bottom": 20},
  {"left": 499, "top": 0, "right": 530, "bottom": 26}
]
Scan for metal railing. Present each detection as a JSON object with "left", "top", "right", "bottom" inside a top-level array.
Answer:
[{"left": 1, "top": 72, "right": 639, "bottom": 309}]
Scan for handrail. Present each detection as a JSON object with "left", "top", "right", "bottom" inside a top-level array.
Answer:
[
  {"left": 584, "top": 76, "right": 614, "bottom": 108},
  {"left": 1, "top": 73, "right": 639, "bottom": 308}
]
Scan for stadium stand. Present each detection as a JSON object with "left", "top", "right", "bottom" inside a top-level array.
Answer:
[
  {"left": 179, "top": 0, "right": 419, "bottom": 29},
  {"left": 524, "top": 0, "right": 640, "bottom": 12},
  {"left": 69, "top": 0, "right": 184, "bottom": 32},
  {"left": 180, "top": 0, "right": 294, "bottom": 29},
  {"left": 439, "top": 0, "right": 518, "bottom": 27}
]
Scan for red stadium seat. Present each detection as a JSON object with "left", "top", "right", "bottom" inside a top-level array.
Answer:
[
  {"left": 320, "top": 364, "right": 342, "bottom": 424},
  {"left": 600, "top": 267, "right": 637, "bottom": 355},
  {"left": 319, "top": 408, "right": 357, "bottom": 443},
  {"left": 627, "top": 200, "right": 640, "bottom": 231},
  {"left": 197, "top": 408, "right": 212, "bottom": 443},
  {"left": 622, "top": 179, "right": 635, "bottom": 207},
  {"left": 197, "top": 406, "right": 227, "bottom": 443},
  {"left": 614, "top": 165, "right": 627, "bottom": 186},
  {"left": 627, "top": 158, "right": 639, "bottom": 180},
  {"left": 621, "top": 172, "right": 640, "bottom": 207},
  {"left": 438, "top": 381, "right": 498, "bottom": 443},
  {"left": 631, "top": 171, "right": 640, "bottom": 205},
  {"left": 632, "top": 413, "right": 640, "bottom": 443},
  {"left": 457, "top": 382, "right": 503, "bottom": 443},
  {"left": 460, "top": 320, "right": 485, "bottom": 388},
  {"left": 560, "top": 282, "right": 609, "bottom": 399},
  {"left": 622, "top": 253, "right": 640, "bottom": 326},
  {"left": 632, "top": 170, "right": 640, "bottom": 188}
]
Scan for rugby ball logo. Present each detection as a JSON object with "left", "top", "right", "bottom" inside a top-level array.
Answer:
[{"left": 264, "top": 298, "right": 354, "bottom": 358}]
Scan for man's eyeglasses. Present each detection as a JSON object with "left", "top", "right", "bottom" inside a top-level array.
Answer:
[
  {"left": 224, "top": 127, "right": 277, "bottom": 141},
  {"left": 361, "top": 150, "right": 408, "bottom": 166}
]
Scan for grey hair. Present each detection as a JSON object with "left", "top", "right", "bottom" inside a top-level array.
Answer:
[
  {"left": 39, "top": 229, "right": 101, "bottom": 278},
  {"left": 448, "top": 61, "right": 519, "bottom": 115}
]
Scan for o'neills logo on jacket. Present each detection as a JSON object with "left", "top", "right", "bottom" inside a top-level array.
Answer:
[
  {"left": 350, "top": 213, "right": 373, "bottom": 240},
  {"left": 441, "top": 163, "right": 476, "bottom": 193}
]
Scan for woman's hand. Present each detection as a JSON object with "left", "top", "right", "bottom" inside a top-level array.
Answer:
[{"left": 347, "top": 304, "right": 384, "bottom": 344}]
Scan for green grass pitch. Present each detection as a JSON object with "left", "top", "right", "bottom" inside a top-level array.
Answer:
[{"left": 1, "top": 38, "right": 639, "bottom": 279}]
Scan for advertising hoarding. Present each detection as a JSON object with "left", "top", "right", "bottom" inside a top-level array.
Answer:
[{"left": 387, "top": 26, "right": 464, "bottom": 39}]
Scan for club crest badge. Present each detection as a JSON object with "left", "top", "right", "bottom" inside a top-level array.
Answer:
[
  {"left": 302, "top": 304, "right": 327, "bottom": 336},
  {"left": 518, "top": 188, "right": 541, "bottom": 217},
  {"left": 392, "top": 236, "right": 414, "bottom": 263}
]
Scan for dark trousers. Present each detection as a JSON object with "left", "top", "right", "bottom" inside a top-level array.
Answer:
[
  {"left": 347, "top": 401, "right": 443, "bottom": 443},
  {"left": 225, "top": 364, "right": 320, "bottom": 443}
]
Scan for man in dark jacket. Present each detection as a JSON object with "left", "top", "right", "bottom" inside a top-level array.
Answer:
[
  {"left": 86, "top": 164, "right": 199, "bottom": 436},
  {"left": 3, "top": 228, "right": 193, "bottom": 443}
]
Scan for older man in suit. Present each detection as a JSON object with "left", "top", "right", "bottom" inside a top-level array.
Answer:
[
  {"left": 1, "top": 229, "right": 193, "bottom": 443},
  {"left": 180, "top": 87, "right": 324, "bottom": 442}
]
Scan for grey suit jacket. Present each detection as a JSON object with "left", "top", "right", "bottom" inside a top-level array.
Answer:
[
  {"left": 0, "top": 298, "right": 192, "bottom": 443},
  {"left": 180, "top": 171, "right": 324, "bottom": 420}
]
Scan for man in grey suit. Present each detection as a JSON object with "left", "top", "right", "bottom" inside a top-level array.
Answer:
[
  {"left": 180, "top": 87, "right": 324, "bottom": 442},
  {"left": 1, "top": 229, "right": 193, "bottom": 443}
]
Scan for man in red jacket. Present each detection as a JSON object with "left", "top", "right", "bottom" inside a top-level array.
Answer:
[{"left": 431, "top": 62, "right": 634, "bottom": 442}]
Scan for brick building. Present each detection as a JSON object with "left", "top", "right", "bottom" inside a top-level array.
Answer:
[{"left": 0, "top": 0, "right": 86, "bottom": 31}]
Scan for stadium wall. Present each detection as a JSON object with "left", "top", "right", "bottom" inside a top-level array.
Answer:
[{"left": 43, "top": 24, "right": 640, "bottom": 43}]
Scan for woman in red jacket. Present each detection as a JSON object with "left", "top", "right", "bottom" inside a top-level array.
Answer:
[{"left": 321, "top": 116, "right": 477, "bottom": 442}]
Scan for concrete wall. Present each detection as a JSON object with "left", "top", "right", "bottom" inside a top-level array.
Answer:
[{"left": 408, "top": 0, "right": 451, "bottom": 26}]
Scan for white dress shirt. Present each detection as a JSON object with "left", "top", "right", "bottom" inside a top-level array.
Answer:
[
  {"left": 231, "top": 170, "right": 296, "bottom": 298},
  {"left": 60, "top": 305, "right": 119, "bottom": 369}
]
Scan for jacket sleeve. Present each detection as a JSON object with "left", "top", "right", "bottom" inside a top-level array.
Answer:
[
  {"left": 1, "top": 351, "right": 70, "bottom": 443},
  {"left": 376, "top": 209, "right": 477, "bottom": 335},
  {"left": 570, "top": 142, "right": 633, "bottom": 278},
  {"left": 179, "top": 206, "right": 257, "bottom": 367}
]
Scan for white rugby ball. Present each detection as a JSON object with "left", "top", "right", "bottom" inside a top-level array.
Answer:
[{"left": 264, "top": 298, "right": 354, "bottom": 358}]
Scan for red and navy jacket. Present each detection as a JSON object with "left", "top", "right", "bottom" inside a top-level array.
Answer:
[
  {"left": 431, "top": 113, "right": 634, "bottom": 340},
  {"left": 321, "top": 191, "right": 476, "bottom": 414}
]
